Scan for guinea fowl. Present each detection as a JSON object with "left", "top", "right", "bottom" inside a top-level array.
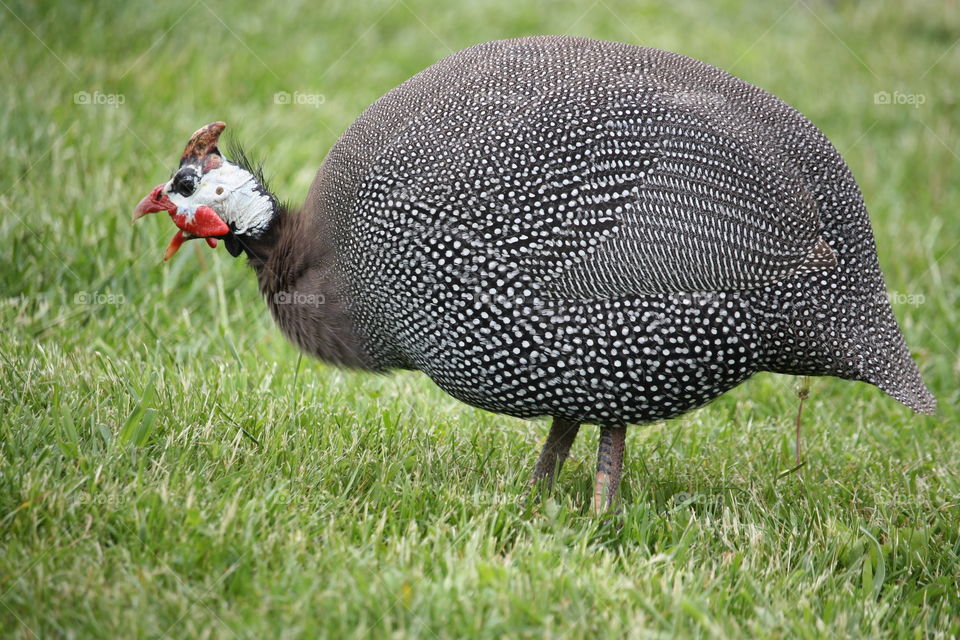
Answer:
[{"left": 133, "top": 36, "right": 935, "bottom": 512}]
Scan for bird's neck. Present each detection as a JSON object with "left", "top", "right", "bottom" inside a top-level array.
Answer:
[
  {"left": 245, "top": 205, "right": 378, "bottom": 371},
  {"left": 232, "top": 201, "right": 283, "bottom": 266}
]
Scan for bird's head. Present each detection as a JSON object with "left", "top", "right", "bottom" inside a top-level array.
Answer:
[{"left": 133, "top": 121, "right": 277, "bottom": 260}]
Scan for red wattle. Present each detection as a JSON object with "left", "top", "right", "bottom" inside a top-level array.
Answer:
[
  {"left": 191, "top": 205, "right": 231, "bottom": 237},
  {"left": 163, "top": 230, "right": 186, "bottom": 261},
  {"left": 169, "top": 205, "right": 230, "bottom": 238}
]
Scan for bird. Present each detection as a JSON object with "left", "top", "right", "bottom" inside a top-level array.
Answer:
[{"left": 133, "top": 35, "right": 935, "bottom": 512}]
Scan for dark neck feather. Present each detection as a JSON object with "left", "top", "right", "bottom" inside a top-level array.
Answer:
[
  {"left": 237, "top": 204, "right": 376, "bottom": 371},
  {"left": 232, "top": 202, "right": 284, "bottom": 268}
]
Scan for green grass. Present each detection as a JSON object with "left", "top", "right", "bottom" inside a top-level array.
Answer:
[{"left": 2, "top": 0, "right": 959, "bottom": 637}]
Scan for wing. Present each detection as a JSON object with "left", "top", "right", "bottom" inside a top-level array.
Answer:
[{"left": 501, "top": 89, "right": 836, "bottom": 298}]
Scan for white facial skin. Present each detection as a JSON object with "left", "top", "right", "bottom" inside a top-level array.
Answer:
[{"left": 166, "top": 161, "right": 275, "bottom": 238}]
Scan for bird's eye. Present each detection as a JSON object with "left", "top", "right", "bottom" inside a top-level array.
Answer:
[{"left": 171, "top": 169, "right": 199, "bottom": 197}]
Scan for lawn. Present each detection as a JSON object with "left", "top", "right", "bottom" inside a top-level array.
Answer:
[{"left": 1, "top": 0, "right": 958, "bottom": 637}]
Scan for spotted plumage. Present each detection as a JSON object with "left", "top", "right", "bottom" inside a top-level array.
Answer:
[
  {"left": 135, "top": 35, "right": 935, "bottom": 510},
  {"left": 320, "top": 36, "right": 933, "bottom": 419}
]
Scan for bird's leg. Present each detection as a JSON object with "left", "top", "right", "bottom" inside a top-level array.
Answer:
[
  {"left": 593, "top": 425, "right": 627, "bottom": 513},
  {"left": 528, "top": 417, "right": 581, "bottom": 493},
  {"left": 795, "top": 376, "right": 810, "bottom": 469}
]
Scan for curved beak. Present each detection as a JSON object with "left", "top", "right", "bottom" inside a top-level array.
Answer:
[{"left": 133, "top": 184, "right": 176, "bottom": 221}]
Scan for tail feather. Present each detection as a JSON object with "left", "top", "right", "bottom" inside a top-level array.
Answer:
[{"left": 858, "top": 307, "right": 936, "bottom": 414}]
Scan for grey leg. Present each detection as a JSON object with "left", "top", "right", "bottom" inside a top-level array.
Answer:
[
  {"left": 529, "top": 417, "right": 581, "bottom": 491},
  {"left": 593, "top": 425, "right": 627, "bottom": 513}
]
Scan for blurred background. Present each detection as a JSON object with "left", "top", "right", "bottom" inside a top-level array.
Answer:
[{"left": 1, "top": 1, "right": 958, "bottom": 637}]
